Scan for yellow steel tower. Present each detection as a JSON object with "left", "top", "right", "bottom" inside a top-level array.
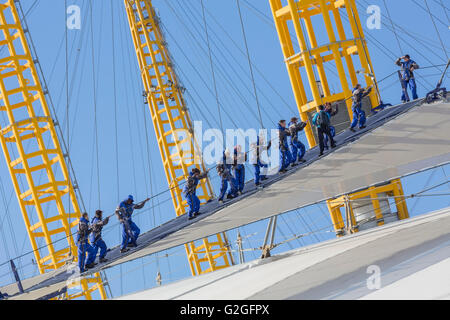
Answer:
[
  {"left": 124, "top": 0, "right": 233, "bottom": 275},
  {"left": 268, "top": 0, "right": 408, "bottom": 234},
  {"left": 0, "top": 0, "right": 105, "bottom": 299}
]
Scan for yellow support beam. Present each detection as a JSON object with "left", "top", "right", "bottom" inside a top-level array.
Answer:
[
  {"left": 269, "top": 0, "right": 379, "bottom": 148},
  {"left": 124, "top": 0, "right": 233, "bottom": 276},
  {"left": 0, "top": 0, "right": 105, "bottom": 299},
  {"left": 327, "top": 180, "right": 409, "bottom": 236},
  {"left": 269, "top": 0, "right": 408, "bottom": 233}
]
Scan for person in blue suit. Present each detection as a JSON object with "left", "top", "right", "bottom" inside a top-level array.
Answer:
[
  {"left": 89, "top": 210, "right": 110, "bottom": 263},
  {"left": 323, "top": 102, "right": 338, "bottom": 150},
  {"left": 251, "top": 134, "right": 271, "bottom": 186},
  {"left": 278, "top": 120, "right": 294, "bottom": 173},
  {"left": 312, "top": 105, "right": 336, "bottom": 156},
  {"left": 233, "top": 145, "right": 247, "bottom": 194},
  {"left": 288, "top": 117, "right": 307, "bottom": 164},
  {"left": 350, "top": 84, "right": 372, "bottom": 132},
  {"left": 217, "top": 162, "right": 238, "bottom": 204},
  {"left": 396, "top": 55, "right": 419, "bottom": 102},
  {"left": 183, "top": 168, "right": 209, "bottom": 220},
  {"left": 115, "top": 195, "right": 149, "bottom": 253},
  {"left": 76, "top": 212, "right": 96, "bottom": 272}
]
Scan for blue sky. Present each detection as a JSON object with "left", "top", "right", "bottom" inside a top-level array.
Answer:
[{"left": 0, "top": 0, "right": 449, "bottom": 299}]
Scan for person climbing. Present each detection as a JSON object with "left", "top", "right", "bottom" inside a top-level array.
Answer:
[
  {"left": 183, "top": 168, "right": 209, "bottom": 220},
  {"left": 89, "top": 210, "right": 110, "bottom": 263},
  {"left": 251, "top": 134, "right": 271, "bottom": 186},
  {"left": 350, "top": 84, "right": 372, "bottom": 132},
  {"left": 116, "top": 195, "right": 149, "bottom": 253},
  {"left": 313, "top": 105, "right": 336, "bottom": 156},
  {"left": 288, "top": 117, "right": 307, "bottom": 164},
  {"left": 76, "top": 212, "right": 96, "bottom": 272},
  {"left": 233, "top": 145, "right": 247, "bottom": 194},
  {"left": 222, "top": 149, "right": 237, "bottom": 199},
  {"left": 323, "top": 102, "right": 339, "bottom": 150},
  {"left": 278, "top": 120, "right": 294, "bottom": 173},
  {"left": 217, "top": 162, "right": 238, "bottom": 204},
  {"left": 396, "top": 55, "right": 419, "bottom": 102}
]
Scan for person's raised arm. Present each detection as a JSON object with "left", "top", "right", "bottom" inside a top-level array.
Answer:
[{"left": 134, "top": 198, "right": 151, "bottom": 210}]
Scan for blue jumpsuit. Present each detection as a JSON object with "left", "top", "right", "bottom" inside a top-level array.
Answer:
[
  {"left": 288, "top": 122, "right": 306, "bottom": 162},
  {"left": 233, "top": 148, "right": 246, "bottom": 192},
  {"left": 183, "top": 171, "right": 207, "bottom": 218},
  {"left": 350, "top": 87, "right": 370, "bottom": 129},
  {"left": 323, "top": 107, "right": 338, "bottom": 150},
  {"left": 278, "top": 123, "right": 293, "bottom": 172},
  {"left": 76, "top": 217, "right": 95, "bottom": 272},
  {"left": 253, "top": 136, "right": 269, "bottom": 185},
  {"left": 218, "top": 165, "right": 238, "bottom": 201},
  {"left": 396, "top": 58, "right": 419, "bottom": 101},
  {"left": 89, "top": 216, "right": 108, "bottom": 261},
  {"left": 117, "top": 199, "right": 143, "bottom": 250}
]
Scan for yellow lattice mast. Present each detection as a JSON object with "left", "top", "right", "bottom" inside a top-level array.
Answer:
[
  {"left": 268, "top": 0, "right": 408, "bottom": 235},
  {"left": 0, "top": 0, "right": 105, "bottom": 299},
  {"left": 124, "top": 0, "right": 233, "bottom": 275}
]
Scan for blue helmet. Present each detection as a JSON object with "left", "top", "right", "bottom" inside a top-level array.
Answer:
[{"left": 127, "top": 195, "right": 134, "bottom": 202}]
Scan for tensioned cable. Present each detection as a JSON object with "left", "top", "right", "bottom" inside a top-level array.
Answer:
[
  {"left": 64, "top": 0, "right": 73, "bottom": 256},
  {"left": 236, "top": 0, "right": 264, "bottom": 129},
  {"left": 383, "top": 0, "right": 403, "bottom": 54},
  {"left": 411, "top": 0, "right": 449, "bottom": 29},
  {"left": 89, "top": 0, "right": 101, "bottom": 207},
  {"left": 172, "top": 0, "right": 281, "bottom": 126},
  {"left": 423, "top": 0, "right": 449, "bottom": 60},
  {"left": 198, "top": 0, "right": 298, "bottom": 114},
  {"left": 111, "top": 0, "right": 120, "bottom": 203},
  {"left": 437, "top": 0, "right": 450, "bottom": 25},
  {"left": 200, "top": 0, "right": 224, "bottom": 135}
]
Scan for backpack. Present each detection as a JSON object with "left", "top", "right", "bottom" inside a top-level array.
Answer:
[{"left": 316, "top": 110, "right": 330, "bottom": 130}]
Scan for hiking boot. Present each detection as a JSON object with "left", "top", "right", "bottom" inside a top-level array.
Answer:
[
  {"left": 85, "top": 263, "right": 96, "bottom": 269},
  {"left": 218, "top": 200, "right": 224, "bottom": 204},
  {"left": 350, "top": 128, "right": 356, "bottom": 133},
  {"left": 226, "top": 194, "right": 234, "bottom": 199},
  {"left": 120, "top": 248, "right": 129, "bottom": 253},
  {"left": 291, "top": 163, "right": 298, "bottom": 167},
  {"left": 188, "top": 215, "right": 195, "bottom": 221},
  {"left": 298, "top": 159, "right": 307, "bottom": 163},
  {"left": 99, "top": 257, "right": 108, "bottom": 263},
  {"left": 261, "top": 177, "right": 268, "bottom": 181},
  {"left": 238, "top": 191, "right": 243, "bottom": 196},
  {"left": 360, "top": 126, "right": 366, "bottom": 130}
]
